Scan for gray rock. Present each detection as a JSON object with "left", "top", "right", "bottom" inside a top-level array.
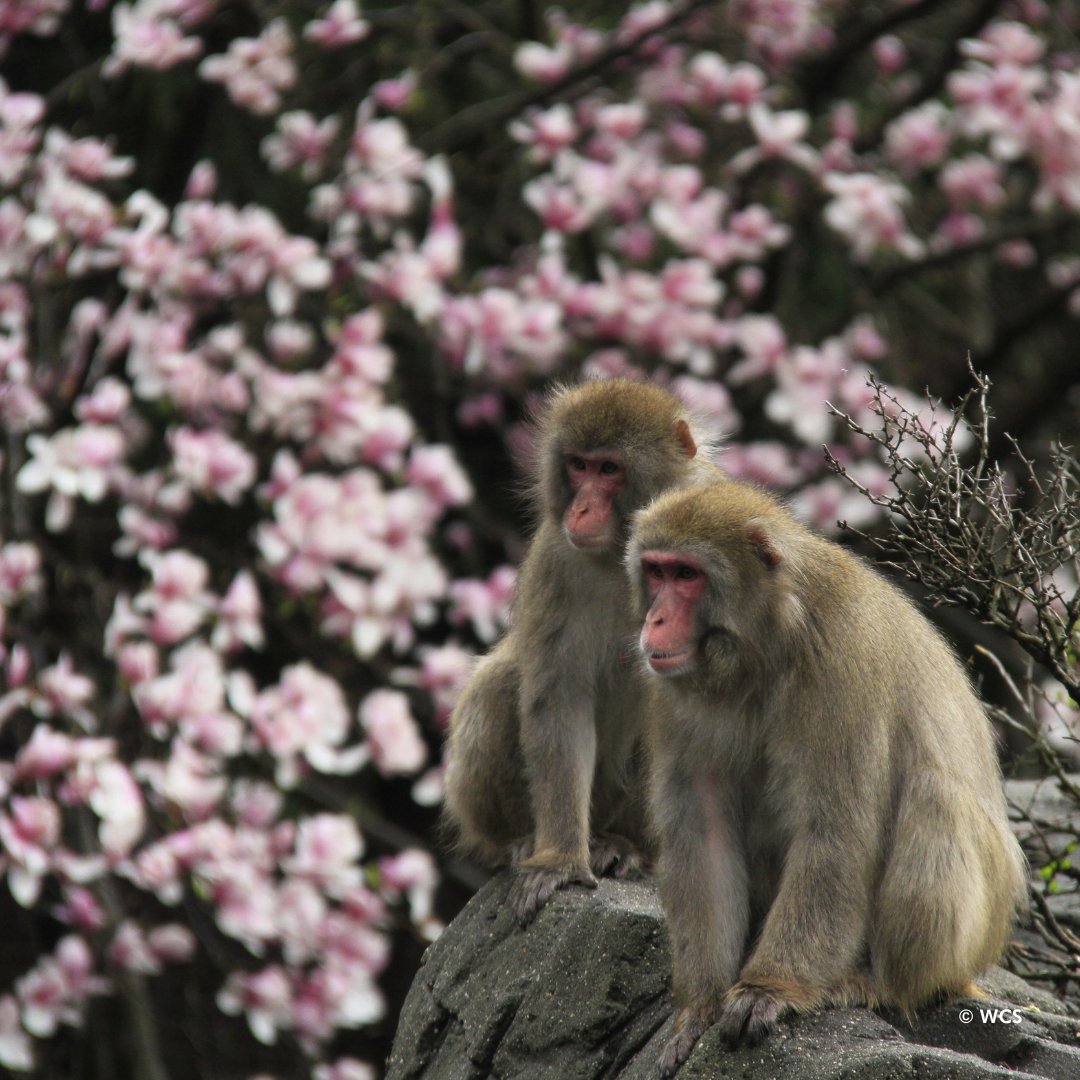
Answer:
[{"left": 387, "top": 874, "right": 1080, "bottom": 1080}]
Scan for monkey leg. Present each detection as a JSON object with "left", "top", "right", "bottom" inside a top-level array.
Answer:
[
  {"left": 871, "top": 777, "right": 1021, "bottom": 1014},
  {"left": 443, "top": 651, "right": 532, "bottom": 866}
]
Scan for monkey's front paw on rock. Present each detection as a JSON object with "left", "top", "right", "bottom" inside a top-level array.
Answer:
[
  {"left": 717, "top": 984, "right": 789, "bottom": 1048},
  {"left": 658, "top": 1013, "right": 709, "bottom": 1078},
  {"left": 513, "top": 861, "right": 597, "bottom": 926}
]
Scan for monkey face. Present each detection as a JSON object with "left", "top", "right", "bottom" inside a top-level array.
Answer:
[
  {"left": 637, "top": 551, "right": 708, "bottom": 674},
  {"left": 561, "top": 450, "right": 627, "bottom": 551}
]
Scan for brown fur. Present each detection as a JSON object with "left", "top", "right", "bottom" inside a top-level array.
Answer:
[
  {"left": 627, "top": 479, "right": 1027, "bottom": 1070},
  {"left": 443, "top": 379, "right": 720, "bottom": 924}
]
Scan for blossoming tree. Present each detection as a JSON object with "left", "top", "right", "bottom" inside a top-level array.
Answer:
[{"left": 1, "top": 0, "right": 1079, "bottom": 1075}]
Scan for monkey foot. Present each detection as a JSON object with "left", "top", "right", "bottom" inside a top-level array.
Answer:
[
  {"left": 657, "top": 1012, "right": 709, "bottom": 1077},
  {"left": 590, "top": 833, "right": 646, "bottom": 879},
  {"left": 506, "top": 837, "right": 534, "bottom": 866},
  {"left": 717, "top": 983, "right": 789, "bottom": 1047},
  {"left": 513, "top": 861, "right": 597, "bottom": 926}
]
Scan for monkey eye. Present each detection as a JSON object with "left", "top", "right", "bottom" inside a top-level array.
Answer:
[
  {"left": 675, "top": 565, "right": 699, "bottom": 581},
  {"left": 599, "top": 460, "right": 621, "bottom": 476},
  {"left": 643, "top": 562, "right": 664, "bottom": 579},
  {"left": 567, "top": 455, "right": 587, "bottom": 472}
]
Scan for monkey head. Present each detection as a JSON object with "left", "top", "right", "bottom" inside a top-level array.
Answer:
[
  {"left": 535, "top": 380, "right": 699, "bottom": 554},
  {"left": 627, "top": 482, "right": 790, "bottom": 679}
]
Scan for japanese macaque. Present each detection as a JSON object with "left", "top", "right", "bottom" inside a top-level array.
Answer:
[
  {"left": 627, "top": 480, "right": 1027, "bottom": 1075},
  {"left": 444, "top": 379, "right": 718, "bottom": 925}
]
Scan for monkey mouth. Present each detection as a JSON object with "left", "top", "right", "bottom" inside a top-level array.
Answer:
[
  {"left": 565, "top": 528, "right": 613, "bottom": 551},
  {"left": 646, "top": 649, "right": 692, "bottom": 674}
]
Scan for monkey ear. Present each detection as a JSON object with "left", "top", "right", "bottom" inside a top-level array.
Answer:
[
  {"left": 747, "top": 524, "right": 783, "bottom": 568},
  {"left": 673, "top": 419, "right": 697, "bottom": 458}
]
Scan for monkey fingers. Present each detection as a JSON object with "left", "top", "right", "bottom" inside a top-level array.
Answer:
[
  {"left": 513, "top": 861, "right": 598, "bottom": 926},
  {"left": 657, "top": 1008, "right": 710, "bottom": 1077},
  {"left": 589, "top": 833, "right": 646, "bottom": 879},
  {"left": 716, "top": 982, "right": 790, "bottom": 1048}
]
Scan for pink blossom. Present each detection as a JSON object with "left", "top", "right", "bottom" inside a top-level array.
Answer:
[
  {"left": 217, "top": 965, "right": 293, "bottom": 1045},
  {"left": 85, "top": 759, "right": 145, "bottom": 855},
  {"left": 670, "top": 375, "right": 740, "bottom": 436},
  {"left": 448, "top": 566, "right": 516, "bottom": 643},
  {"left": 199, "top": 20, "right": 297, "bottom": 116},
  {"left": 764, "top": 341, "right": 849, "bottom": 444},
  {"left": 304, "top": 0, "right": 370, "bottom": 49},
  {"left": 282, "top": 814, "right": 363, "bottom": 897},
  {"left": 728, "top": 314, "right": 787, "bottom": 383},
  {"left": 359, "top": 689, "right": 427, "bottom": 777},
  {"left": 134, "top": 550, "right": 213, "bottom": 645},
  {"left": 514, "top": 41, "right": 573, "bottom": 83},
  {"left": 169, "top": 426, "right": 256, "bottom": 504},
  {"left": 103, "top": 1, "right": 205, "bottom": 77},
  {"left": 372, "top": 70, "right": 418, "bottom": 111},
  {"left": 721, "top": 441, "right": 804, "bottom": 488},
  {"left": 0, "top": 795, "right": 60, "bottom": 905},
  {"left": 245, "top": 662, "right": 365, "bottom": 788},
  {"left": 885, "top": 102, "right": 952, "bottom": 173},
  {"left": 509, "top": 104, "right": 578, "bottom": 161},
  {"left": 212, "top": 570, "right": 264, "bottom": 652},
  {"left": 231, "top": 780, "right": 283, "bottom": 828},
  {"left": 15, "top": 726, "right": 114, "bottom": 781},
  {"left": 43, "top": 129, "right": 133, "bottom": 182},
  {"left": 33, "top": 654, "right": 95, "bottom": 728},
  {"left": 116, "top": 640, "right": 159, "bottom": 684},
  {"left": 872, "top": 35, "right": 906, "bottom": 76},
  {"left": 405, "top": 445, "right": 473, "bottom": 510},
  {"left": 148, "top": 922, "right": 196, "bottom": 962},
  {"left": 0, "top": 0, "right": 69, "bottom": 42},
  {"left": 332, "top": 309, "right": 394, "bottom": 383},
  {"left": 16, "top": 424, "right": 126, "bottom": 529},
  {"left": 823, "top": 172, "right": 924, "bottom": 261},
  {"left": 0, "top": 541, "right": 41, "bottom": 603},
  {"left": 52, "top": 885, "right": 107, "bottom": 932},
  {"left": 0, "top": 83, "right": 44, "bottom": 187},
  {"left": 940, "top": 153, "right": 1006, "bottom": 208},
  {"left": 139, "top": 739, "right": 226, "bottom": 819},
  {"left": 262, "top": 111, "right": 340, "bottom": 180},
  {"left": 731, "top": 103, "right": 817, "bottom": 173},
  {"left": 315, "top": 1059, "right": 375, "bottom": 1080},
  {"left": 74, "top": 376, "right": 132, "bottom": 423},
  {"left": 108, "top": 920, "right": 162, "bottom": 975},
  {"left": 0, "top": 993, "right": 32, "bottom": 1072},
  {"left": 16, "top": 936, "right": 106, "bottom": 1038},
  {"left": 960, "top": 20, "right": 1045, "bottom": 66},
  {"left": 398, "top": 643, "right": 474, "bottom": 729},
  {"left": 380, "top": 849, "right": 441, "bottom": 937}
]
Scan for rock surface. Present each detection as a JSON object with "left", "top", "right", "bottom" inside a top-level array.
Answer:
[{"left": 387, "top": 873, "right": 1080, "bottom": 1080}]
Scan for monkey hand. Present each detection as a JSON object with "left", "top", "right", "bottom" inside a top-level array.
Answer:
[
  {"left": 716, "top": 980, "right": 792, "bottom": 1047},
  {"left": 590, "top": 833, "right": 647, "bottom": 879},
  {"left": 657, "top": 1006, "right": 712, "bottom": 1077},
  {"left": 513, "top": 854, "right": 597, "bottom": 926}
]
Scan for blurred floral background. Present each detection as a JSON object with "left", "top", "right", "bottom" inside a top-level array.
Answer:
[{"left": 1, "top": 1, "right": 1079, "bottom": 1076}]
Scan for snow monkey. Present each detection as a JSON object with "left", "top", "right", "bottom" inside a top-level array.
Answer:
[
  {"left": 627, "top": 479, "right": 1026, "bottom": 1075},
  {"left": 444, "top": 379, "right": 719, "bottom": 926}
]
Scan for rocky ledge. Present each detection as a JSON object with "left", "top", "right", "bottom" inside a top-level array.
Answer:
[{"left": 387, "top": 871, "right": 1080, "bottom": 1080}]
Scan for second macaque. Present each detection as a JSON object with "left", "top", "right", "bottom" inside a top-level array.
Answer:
[
  {"left": 445, "top": 379, "right": 716, "bottom": 925},
  {"left": 627, "top": 480, "right": 1026, "bottom": 1075}
]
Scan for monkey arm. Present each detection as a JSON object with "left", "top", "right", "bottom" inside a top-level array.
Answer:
[
  {"left": 652, "top": 765, "right": 749, "bottom": 1076},
  {"left": 511, "top": 642, "right": 601, "bottom": 925},
  {"left": 720, "top": 803, "right": 876, "bottom": 1046}
]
